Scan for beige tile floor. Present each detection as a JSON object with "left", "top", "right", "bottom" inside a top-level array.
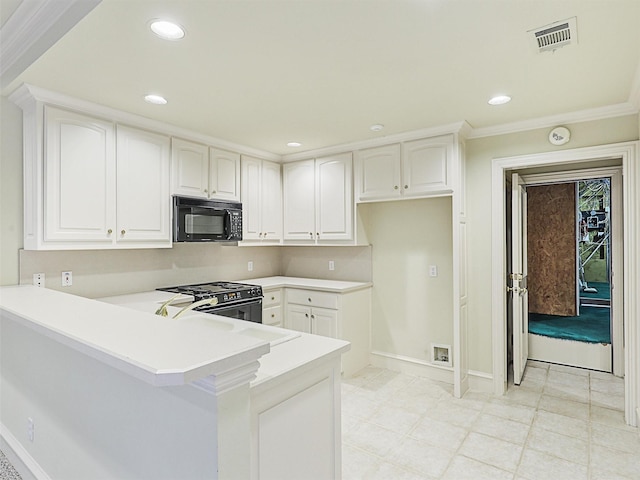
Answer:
[{"left": 341, "top": 361, "right": 639, "bottom": 479}]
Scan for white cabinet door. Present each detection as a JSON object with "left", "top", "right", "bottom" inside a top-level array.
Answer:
[
  {"left": 171, "top": 138, "right": 209, "bottom": 198},
  {"left": 44, "top": 106, "right": 115, "bottom": 243},
  {"left": 286, "top": 304, "right": 312, "bottom": 333},
  {"left": 403, "top": 136, "right": 452, "bottom": 196},
  {"left": 116, "top": 125, "right": 171, "bottom": 245},
  {"left": 316, "top": 153, "right": 353, "bottom": 241},
  {"left": 209, "top": 147, "right": 240, "bottom": 201},
  {"left": 283, "top": 160, "right": 315, "bottom": 241},
  {"left": 357, "top": 143, "right": 401, "bottom": 201},
  {"left": 241, "top": 157, "right": 282, "bottom": 242},
  {"left": 260, "top": 160, "right": 282, "bottom": 241},
  {"left": 311, "top": 307, "right": 338, "bottom": 338},
  {"left": 241, "top": 156, "right": 262, "bottom": 240}
]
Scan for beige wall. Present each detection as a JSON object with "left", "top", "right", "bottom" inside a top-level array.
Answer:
[
  {"left": 0, "top": 97, "right": 23, "bottom": 286},
  {"left": 465, "top": 115, "right": 639, "bottom": 374},
  {"left": 359, "top": 197, "right": 454, "bottom": 363}
]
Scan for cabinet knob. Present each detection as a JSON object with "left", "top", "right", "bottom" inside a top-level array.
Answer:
[
  {"left": 263, "top": 232, "right": 268, "bottom": 238},
  {"left": 212, "top": 190, "right": 216, "bottom": 194},
  {"left": 308, "top": 298, "right": 312, "bottom": 302},
  {"left": 121, "top": 229, "right": 126, "bottom": 235},
  {"left": 404, "top": 185, "right": 408, "bottom": 189},
  {"left": 309, "top": 232, "right": 313, "bottom": 237},
  {"left": 271, "top": 313, "right": 275, "bottom": 318},
  {"left": 316, "top": 232, "right": 319, "bottom": 237},
  {"left": 394, "top": 185, "right": 399, "bottom": 190},
  {"left": 204, "top": 189, "right": 208, "bottom": 193},
  {"left": 271, "top": 296, "right": 275, "bottom": 301},
  {"left": 107, "top": 229, "right": 112, "bottom": 235},
  {"left": 305, "top": 313, "right": 309, "bottom": 318}
]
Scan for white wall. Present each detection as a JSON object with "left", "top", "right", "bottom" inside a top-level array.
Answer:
[
  {"left": 1, "top": 316, "right": 220, "bottom": 479},
  {"left": 0, "top": 97, "right": 23, "bottom": 286},
  {"left": 280, "top": 246, "right": 371, "bottom": 283},
  {"left": 359, "top": 197, "right": 453, "bottom": 364},
  {"left": 465, "top": 115, "right": 639, "bottom": 374}
]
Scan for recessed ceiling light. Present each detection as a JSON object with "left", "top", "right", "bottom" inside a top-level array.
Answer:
[
  {"left": 287, "top": 142, "right": 302, "bottom": 147},
  {"left": 150, "top": 20, "right": 185, "bottom": 40},
  {"left": 144, "top": 94, "right": 168, "bottom": 105},
  {"left": 488, "top": 95, "right": 512, "bottom": 106},
  {"left": 370, "top": 124, "right": 384, "bottom": 132}
]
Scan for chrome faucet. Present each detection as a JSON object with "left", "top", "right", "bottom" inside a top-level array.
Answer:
[{"left": 172, "top": 297, "right": 219, "bottom": 319}]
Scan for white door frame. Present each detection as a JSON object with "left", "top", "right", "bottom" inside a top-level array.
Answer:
[
  {"left": 520, "top": 167, "right": 624, "bottom": 376},
  {"left": 491, "top": 141, "right": 639, "bottom": 427}
]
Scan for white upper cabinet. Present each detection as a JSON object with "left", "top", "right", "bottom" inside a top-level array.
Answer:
[
  {"left": 283, "top": 153, "right": 353, "bottom": 243},
  {"left": 172, "top": 139, "right": 240, "bottom": 202},
  {"left": 283, "top": 160, "right": 316, "bottom": 241},
  {"left": 402, "top": 136, "right": 453, "bottom": 197},
  {"left": 241, "top": 156, "right": 282, "bottom": 243},
  {"left": 316, "top": 154, "right": 353, "bottom": 241},
  {"left": 356, "top": 135, "right": 454, "bottom": 202},
  {"left": 209, "top": 147, "right": 241, "bottom": 201},
  {"left": 44, "top": 106, "right": 116, "bottom": 244},
  {"left": 356, "top": 144, "right": 402, "bottom": 201},
  {"left": 39, "top": 106, "right": 171, "bottom": 249},
  {"left": 116, "top": 125, "right": 171, "bottom": 244}
]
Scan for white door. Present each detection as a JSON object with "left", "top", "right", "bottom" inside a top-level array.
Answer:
[
  {"left": 116, "top": 126, "right": 171, "bottom": 245},
  {"left": 286, "top": 304, "right": 312, "bottom": 333},
  {"left": 311, "top": 307, "right": 338, "bottom": 338},
  {"left": 511, "top": 173, "right": 529, "bottom": 385},
  {"left": 44, "top": 106, "right": 115, "bottom": 243},
  {"left": 209, "top": 147, "right": 240, "bottom": 201},
  {"left": 171, "top": 138, "right": 209, "bottom": 198},
  {"left": 260, "top": 160, "right": 282, "bottom": 241},
  {"left": 283, "top": 160, "right": 316, "bottom": 241},
  {"left": 316, "top": 153, "right": 352, "bottom": 241},
  {"left": 357, "top": 144, "right": 402, "bottom": 201}
]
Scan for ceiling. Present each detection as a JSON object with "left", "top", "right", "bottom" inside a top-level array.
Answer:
[{"left": 3, "top": 0, "right": 640, "bottom": 156}]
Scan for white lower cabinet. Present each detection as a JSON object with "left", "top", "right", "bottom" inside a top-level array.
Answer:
[
  {"left": 262, "top": 288, "right": 282, "bottom": 327},
  {"left": 284, "top": 286, "right": 371, "bottom": 377}
]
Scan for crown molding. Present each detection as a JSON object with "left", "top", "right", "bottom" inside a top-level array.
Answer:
[
  {"left": 0, "top": 0, "right": 101, "bottom": 90},
  {"left": 468, "top": 102, "right": 639, "bottom": 139},
  {"left": 281, "top": 121, "right": 469, "bottom": 162},
  {"left": 9, "top": 83, "right": 281, "bottom": 161}
]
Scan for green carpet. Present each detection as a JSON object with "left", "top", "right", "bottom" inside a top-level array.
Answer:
[
  {"left": 581, "top": 281, "right": 610, "bottom": 300},
  {"left": 528, "top": 306, "right": 610, "bottom": 344}
]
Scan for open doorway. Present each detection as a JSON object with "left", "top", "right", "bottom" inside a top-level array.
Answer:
[{"left": 525, "top": 176, "right": 619, "bottom": 373}]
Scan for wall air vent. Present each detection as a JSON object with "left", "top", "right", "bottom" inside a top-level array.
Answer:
[{"left": 530, "top": 17, "right": 577, "bottom": 53}]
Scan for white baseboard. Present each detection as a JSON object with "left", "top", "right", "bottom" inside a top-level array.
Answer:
[
  {"left": 369, "top": 351, "right": 495, "bottom": 394},
  {"left": 370, "top": 351, "right": 453, "bottom": 384},
  {"left": 468, "top": 370, "right": 494, "bottom": 393},
  {"left": 0, "top": 423, "right": 50, "bottom": 480}
]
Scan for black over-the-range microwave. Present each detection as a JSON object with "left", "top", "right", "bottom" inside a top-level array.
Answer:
[{"left": 173, "top": 196, "right": 243, "bottom": 243}]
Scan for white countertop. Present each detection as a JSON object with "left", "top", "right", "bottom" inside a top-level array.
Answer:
[
  {"left": 0, "top": 285, "right": 350, "bottom": 391},
  {"left": 0, "top": 286, "right": 271, "bottom": 387},
  {"left": 242, "top": 276, "right": 371, "bottom": 293}
]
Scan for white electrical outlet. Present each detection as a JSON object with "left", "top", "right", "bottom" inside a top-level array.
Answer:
[
  {"left": 27, "top": 417, "right": 34, "bottom": 442},
  {"left": 429, "top": 265, "right": 438, "bottom": 277},
  {"left": 329, "top": 260, "right": 335, "bottom": 271},
  {"left": 33, "top": 273, "right": 45, "bottom": 287},
  {"left": 62, "top": 271, "right": 72, "bottom": 287},
  {"left": 248, "top": 261, "right": 254, "bottom": 272}
]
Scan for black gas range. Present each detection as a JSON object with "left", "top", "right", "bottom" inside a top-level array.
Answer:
[{"left": 157, "top": 281, "right": 263, "bottom": 323}]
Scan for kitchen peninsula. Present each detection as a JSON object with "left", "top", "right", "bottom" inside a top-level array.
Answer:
[{"left": 0, "top": 285, "right": 349, "bottom": 479}]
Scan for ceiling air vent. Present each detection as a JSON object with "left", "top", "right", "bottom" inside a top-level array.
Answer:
[{"left": 530, "top": 17, "right": 577, "bottom": 53}]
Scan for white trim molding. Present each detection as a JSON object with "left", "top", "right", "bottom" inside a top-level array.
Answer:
[
  {"left": 1, "top": 423, "right": 50, "bottom": 480},
  {"left": 0, "top": 0, "right": 101, "bottom": 89},
  {"left": 491, "top": 141, "right": 639, "bottom": 427},
  {"left": 370, "top": 350, "right": 454, "bottom": 384},
  {"left": 470, "top": 103, "right": 639, "bottom": 139}
]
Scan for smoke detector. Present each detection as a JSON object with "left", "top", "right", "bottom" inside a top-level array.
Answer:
[{"left": 530, "top": 17, "right": 577, "bottom": 53}]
